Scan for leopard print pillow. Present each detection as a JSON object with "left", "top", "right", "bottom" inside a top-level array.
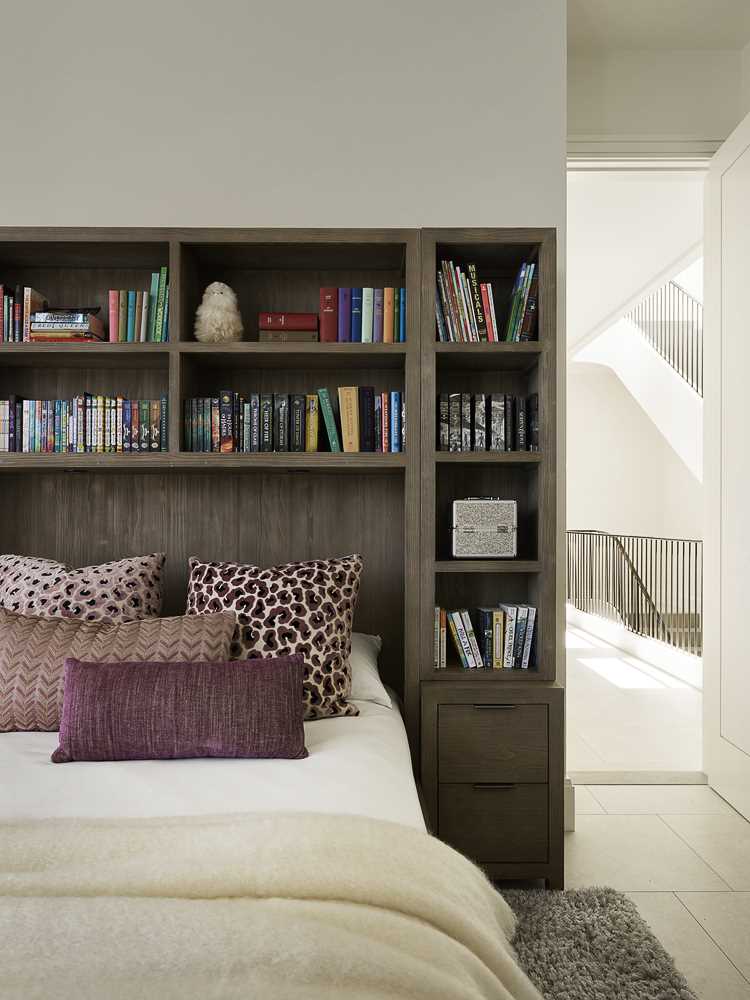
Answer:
[
  {"left": 186, "top": 554, "right": 363, "bottom": 720},
  {"left": 0, "top": 553, "right": 165, "bottom": 623}
]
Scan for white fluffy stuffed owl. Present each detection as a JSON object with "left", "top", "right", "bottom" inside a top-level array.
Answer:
[{"left": 194, "top": 282, "right": 244, "bottom": 343}]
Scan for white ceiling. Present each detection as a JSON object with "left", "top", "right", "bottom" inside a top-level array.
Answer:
[
  {"left": 569, "top": 0, "right": 750, "bottom": 53},
  {"left": 567, "top": 169, "right": 705, "bottom": 349}
]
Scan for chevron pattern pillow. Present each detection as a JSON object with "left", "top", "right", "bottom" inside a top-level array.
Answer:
[
  {"left": 0, "top": 608, "right": 236, "bottom": 732},
  {"left": 0, "top": 553, "right": 165, "bottom": 623}
]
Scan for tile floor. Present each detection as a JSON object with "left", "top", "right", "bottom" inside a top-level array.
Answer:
[
  {"left": 566, "top": 626, "right": 703, "bottom": 774},
  {"left": 569, "top": 784, "right": 750, "bottom": 999}
]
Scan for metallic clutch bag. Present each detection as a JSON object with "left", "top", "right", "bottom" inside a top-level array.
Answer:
[{"left": 450, "top": 498, "right": 518, "bottom": 558}]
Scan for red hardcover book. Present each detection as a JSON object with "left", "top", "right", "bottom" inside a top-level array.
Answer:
[
  {"left": 319, "top": 287, "right": 338, "bottom": 342},
  {"left": 108, "top": 290, "right": 119, "bottom": 343},
  {"left": 259, "top": 312, "right": 318, "bottom": 331},
  {"left": 480, "top": 283, "right": 495, "bottom": 342}
]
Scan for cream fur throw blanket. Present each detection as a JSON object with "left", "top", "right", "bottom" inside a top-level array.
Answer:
[{"left": 0, "top": 812, "right": 541, "bottom": 1000}]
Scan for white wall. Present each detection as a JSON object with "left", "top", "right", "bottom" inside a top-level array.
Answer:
[
  {"left": 567, "top": 363, "right": 703, "bottom": 539},
  {"left": 0, "top": 0, "right": 566, "bottom": 230},
  {"left": 569, "top": 48, "right": 743, "bottom": 150},
  {"left": 567, "top": 170, "right": 704, "bottom": 349},
  {"left": 742, "top": 40, "right": 750, "bottom": 117}
]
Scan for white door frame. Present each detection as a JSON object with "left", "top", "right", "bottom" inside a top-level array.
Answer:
[{"left": 703, "top": 113, "right": 750, "bottom": 819}]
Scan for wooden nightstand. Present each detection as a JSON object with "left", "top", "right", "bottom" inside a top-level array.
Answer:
[{"left": 421, "top": 682, "right": 564, "bottom": 889}]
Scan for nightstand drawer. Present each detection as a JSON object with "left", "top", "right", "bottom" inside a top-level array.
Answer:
[
  {"left": 439, "top": 783, "right": 549, "bottom": 863},
  {"left": 438, "top": 704, "right": 548, "bottom": 782}
]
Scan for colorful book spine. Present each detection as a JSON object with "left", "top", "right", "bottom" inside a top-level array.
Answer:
[
  {"left": 361, "top": 287, "right": 374, "bottom": 343},
  {"left": 118, "top": 290, "right": 127, "bottom": 342},
  {"left": 108, "top": 291, "right": 119, "bottom": 344},
  {"left": 318, "top": 387, "right": 341, "bottom": 452},
  {"left": 399, "top": 287, "right": 406, "bottom": 342},
  {"left": 319, "top": 287, "right": 338, "bottom": 342},
  {"left": 148, "top": 272, "right": 159, "bottom": 341},
  {"left": 126, "top": 291, "right": 136, "bottom": 343},
  {"left": 350, "top": 288, "right": 363, "bottom": 343},
  {"left": 372, "top": 288, "right": 383, "bottom": 343},
  {"left": 383, "top": 288, "right": 395, "bottom": 343},
  {"left": 337, "top": 288, "right": 351, "bottom": 342},
  {"left": 154, "top": 267, "right": 168, "bottom": 343},
  {"left": 389, "top": 390, "right": 401, "bottom": 453},
  {"left": 305, "top": 394, "right": 319, "bottom": 451}
]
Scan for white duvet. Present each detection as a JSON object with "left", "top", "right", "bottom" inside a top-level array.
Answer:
[{"left": 0, "top": 698, "right": 425, "bottom": 828}]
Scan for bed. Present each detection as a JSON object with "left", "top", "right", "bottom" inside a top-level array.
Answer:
[
  {"left": 1, "top": 694, "right": 425, "bottom": 829},
  {"left": 0, "top": 694, "right": 541, "bottom": 1000}
]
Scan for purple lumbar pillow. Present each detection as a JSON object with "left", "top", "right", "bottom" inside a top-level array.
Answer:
[{"left": 52, "top": 654, "right": 308, "bottom": 763}]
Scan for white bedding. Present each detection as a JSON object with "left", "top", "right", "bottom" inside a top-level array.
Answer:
[{"left": 0, "top": 697, "right": 425, "bottom": 829}]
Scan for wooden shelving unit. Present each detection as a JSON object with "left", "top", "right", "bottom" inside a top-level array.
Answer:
[
  {"left": 419, "top": 228, "right": 558, "bottom": 682},
  {"left": 0, "top": 226, "right": 563, "bottom": 884},
  {"left": 0, "top": 227, "right": 422, "bottom": 746},
  {"left": 418, "top": 228, "right": 563, "bottom": 888}
]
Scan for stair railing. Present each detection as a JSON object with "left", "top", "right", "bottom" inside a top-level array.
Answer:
[
  {"left": 625, "top": 281, "right": 703, "bottom": 396},
  {"left": 566, "top": 530, "right": 702, "bottom": 657}
]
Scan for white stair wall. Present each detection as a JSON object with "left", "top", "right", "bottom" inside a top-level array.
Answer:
[{"left": 575, "top": 317, "right": 703, "bottom": 481}]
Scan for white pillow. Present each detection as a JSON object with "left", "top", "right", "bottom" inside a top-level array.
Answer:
[{"left": 349, "top": 632, "right": 392, "bottom": 708}]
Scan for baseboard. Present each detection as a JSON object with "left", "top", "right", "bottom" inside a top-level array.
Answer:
[
  {"left": 564, "top": 778, "right": 575, "bottom": 831},
  {"left": 568, "top": 770, "right": 707, "bottom": 785}
]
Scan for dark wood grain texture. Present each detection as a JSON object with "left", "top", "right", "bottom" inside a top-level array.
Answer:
[
  {"left": 438, "top": 704, "right": 548, "bottom": 782},
  {"left": 0, "top": 226, "right": 562, "bottom": 888},
  {"left": 439, "top": 784, "right": 549, "bottom": 863},
  {"left": 421, "top": 682, "right": 564, "bottom": 888}
]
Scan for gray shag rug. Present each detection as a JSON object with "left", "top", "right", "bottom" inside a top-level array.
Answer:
[{"left": 504, "top": 887, "right": 697, "bottom": 1000}]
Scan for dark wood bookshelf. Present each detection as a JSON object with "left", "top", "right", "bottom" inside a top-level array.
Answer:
[
  {"left": 0, "top": 227, "right": 421, "bottom": 748},
  {"left": 0, "top": 225, "right": 562, "bottom": 886},
  {"left": 419, "top": 228, "right": 562, "bottom": 887}
]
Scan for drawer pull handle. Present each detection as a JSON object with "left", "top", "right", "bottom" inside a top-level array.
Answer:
[
  {"left": 473, "top": 783, "right": 517, "bottom": 790},
  {"left": 472, "top": 704, "right": 517, "bottom": 710}
]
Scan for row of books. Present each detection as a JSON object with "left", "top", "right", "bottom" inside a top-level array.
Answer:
[
  {"left": 108, "top": 269, "right": 169, "bottom": 342},
  {"left": 438, "top": 393, "right": 539, "bottom": 452},
  {"left": 434, "top": 605, "right": 537, "bottom": 671},
  {"left": 0, "top": 395, "right": 168, "bottom": 453},
  {"left": 183, "top": 387, "right": 405, "bottom": 454},
  {"left": 1, "top": 285, "right": 47, "bottom": 342},
  {"left": 319, "top": 287, "right": 406, "bottom": 343},
  {"left": 435, "top": 259, "right": 538, "bottom": 343}
]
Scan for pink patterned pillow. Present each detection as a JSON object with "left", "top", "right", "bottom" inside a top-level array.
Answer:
[
  {"left": 186, "top": 554, "right": 363, "bottom": 720},
  {"left": 0, "top": 553, "right": 165, "bottom": 623},
  {"left": 0, "top": 607, "right": 236, "bottom": 732}
]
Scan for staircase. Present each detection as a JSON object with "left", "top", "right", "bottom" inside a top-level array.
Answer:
[
  {"left": 626, "top": 281, "right": 703, "bottom": 397},
  {"left": 574, "top": 279, "right": 704, "bottom": 481}
]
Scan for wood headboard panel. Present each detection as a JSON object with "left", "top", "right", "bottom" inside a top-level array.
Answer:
[{"left": 0, "top": 469, "right": 407, "bottom": 695}]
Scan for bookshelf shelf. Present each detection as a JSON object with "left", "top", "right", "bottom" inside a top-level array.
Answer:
[
  {"left": 434, "top": 341, "right": 543, "bottom": 372},
  {"left": 0, "top": 451, "right": 407, "bottom": 472},
  {"left": 433, "top": 451, "right": 542, "bottom": 465},
  {"left": 0, "top": 342, "right": 170, "bottom": 369},
  {"left": 177, "top": 342, "right": 407, "bottom": 370},
  {"left": 434, "top": 560, "right": 542, "bottom": 574},
  {"left": 427, "top": 667, "right": 541, "bottom": 681}
]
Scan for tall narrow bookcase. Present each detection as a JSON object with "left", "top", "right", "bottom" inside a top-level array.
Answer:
[{"left": 419, "top": 229, "right": 564, "bottom": 887}]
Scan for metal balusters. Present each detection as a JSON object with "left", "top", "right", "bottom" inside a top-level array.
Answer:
[
  {"left": 625, "top": 282, "right": 703, "bottom": 396},
  {"left": 566, "top": 530, "right": 702, "bottom": 657}
]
